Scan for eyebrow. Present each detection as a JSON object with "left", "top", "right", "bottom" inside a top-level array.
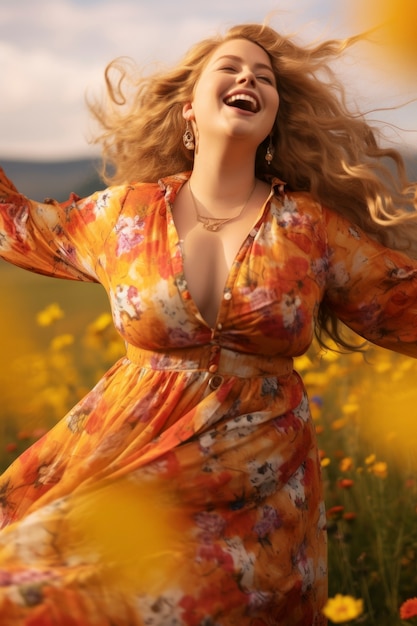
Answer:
[{"left": 215, "top": 54, "right": 274, "bottom": 73}]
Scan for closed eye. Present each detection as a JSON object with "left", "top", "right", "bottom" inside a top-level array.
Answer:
[
  {"left": 219, "top": 66, "right": 238, "bottom": 73},
  {"left": 257, "top": 75, "right": 274, "bottom": 85},
  {"left": 218, "top": 66, "right": 275, "bottom": 85}
]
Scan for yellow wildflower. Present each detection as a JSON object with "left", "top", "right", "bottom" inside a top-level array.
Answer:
[
  {"left": 322, "top": 594, "right": 364, "bottom": 623},
  {"left": 374, "top": 360, "right": 392, "bottom": 374},
  {"left": 304, "top": 372, "right": 329, "bottom": 387},
  {"left": 321, "top": 457, "right": 331, "bottom": 468},
  {"left": 88, "top": 312, "right": 113, "bottom": 334},
  {"left": 293, "top": 354, "right": 313, "bottom": 372},
  {"left": 371, "top": 461, "right": 388, "bottom": 479},
  {"left": 36, "top": 303, "right": 64, "bottom": 327},
  {"left": 50, "top": 334, "right": 74, "bottom": 351},
  {"left": 342, "top": 402, "right": 359, "bottom": 416},
  {"left": 365, "top": 454, "right": 376, "bottom": 466}
]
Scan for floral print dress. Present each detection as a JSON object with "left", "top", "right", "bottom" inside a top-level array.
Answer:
[{"left": 0, "top": 168, "right": 417, "bottom": 626}]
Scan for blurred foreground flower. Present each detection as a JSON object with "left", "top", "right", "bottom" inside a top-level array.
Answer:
[
  {"left": 348, "top": 0, "right": 417, "bottom": 79},
  {"left": 400, "top": 597, "right": 417, "bottom": 620},
  {"left": 323, "top": 594, "right": 364, "bottom": 623},
  {"left": 36, "top": 303, "right": 64, "bottom": 327}
]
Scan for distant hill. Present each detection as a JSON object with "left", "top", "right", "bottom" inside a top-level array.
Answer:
[
  {"left": 1, "top": 158, "right": 105, "bottom": 202},
  {"left": 2, "top": 151, "right": 416, "bottom": 204}
]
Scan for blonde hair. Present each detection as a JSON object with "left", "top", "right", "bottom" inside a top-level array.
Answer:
[{"left": 88, "top": 22, "right": 417, "bottom": 349}]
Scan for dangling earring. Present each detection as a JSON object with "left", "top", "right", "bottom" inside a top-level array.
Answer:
[
  {"left": 183, "top": 121, "right": 195, "bottom": 150},
  {"left": 265, "top": 135, "right": 275, "bottom": 165}
]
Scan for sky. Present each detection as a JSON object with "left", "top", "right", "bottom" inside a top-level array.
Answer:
[{"left": 1, "top": 0, "right": 416, "bottom": 161}]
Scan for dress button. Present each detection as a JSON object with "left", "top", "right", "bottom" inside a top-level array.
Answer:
[
  {"left": 209, "top": 374, "right": 224, "bottom": 390},
  {"left": 208, "top": 364, "right": 218, "bottom": 373},
  {"left": 250, "top": 228, "right": 257, "bottom": 237},
  {"left": 217, "top": 323, "right": 223, "bottom": 331},
  {"left": 223, "top": 292, "right": 232, "bottom": 301}
]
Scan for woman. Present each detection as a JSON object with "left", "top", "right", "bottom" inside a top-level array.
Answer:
[{"left": 0, "top": 21, "right": 416, "bottom": 626}]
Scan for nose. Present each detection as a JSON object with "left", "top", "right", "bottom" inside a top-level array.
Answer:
[{"left": 237, "top": 68, "right": 256, "bottom": 87}]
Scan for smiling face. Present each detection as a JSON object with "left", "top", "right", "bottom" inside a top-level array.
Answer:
[{"left": 183, "top": 38, "right": 279, "bottom": 152}]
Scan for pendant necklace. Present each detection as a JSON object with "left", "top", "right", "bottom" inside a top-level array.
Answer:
[{"left": 188, "top": 179, "right": 257, "bottom": 232}]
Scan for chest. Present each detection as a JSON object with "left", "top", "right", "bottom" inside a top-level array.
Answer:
[
  {"left": 178, "top": 214, "right": 260, "bottom": 328},
  {"left": 100, "top": 188, "right": 327, "bottom": 355}
]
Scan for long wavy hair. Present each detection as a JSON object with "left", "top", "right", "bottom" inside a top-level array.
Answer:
[{"left": 88, "top": 22, "right": 417, "bottom": 350}]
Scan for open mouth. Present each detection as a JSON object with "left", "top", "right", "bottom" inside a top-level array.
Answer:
[{"left": 224, "top": 93, "right": 260, "bottom": 113}]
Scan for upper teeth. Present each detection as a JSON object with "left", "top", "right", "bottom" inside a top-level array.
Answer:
[{"left": 225, "top": 94, "right": 258, "bottom": 111}]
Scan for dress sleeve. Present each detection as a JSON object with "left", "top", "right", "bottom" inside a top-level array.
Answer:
[
  {"left": 0, "top": 165, "right": 126, "bottom": 282},
  {"left": 323, "top": 206, "right": 417, "bottom": 358}
]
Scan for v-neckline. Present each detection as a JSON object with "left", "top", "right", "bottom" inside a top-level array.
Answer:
[{"left": 163, "top": 173, "right": 277, "bottom": 330}]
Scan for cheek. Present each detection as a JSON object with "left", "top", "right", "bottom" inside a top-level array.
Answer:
[
  {"left": 271, "top": 91, "right": 280, "bottom": 116},
  {"left": 191, "top": 86, "right": 214, "bottom": 120},
  {"left": 263, "top": 93, "right": 279, "bottom": 132}
]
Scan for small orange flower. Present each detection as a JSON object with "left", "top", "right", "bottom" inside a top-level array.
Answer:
[
  {"left": 32, "top": 427, "right": 48, "bottom": 440},
  {"left": 5, "top": 442, "right": 17, "bottom": 453},
  {"left": 343, "top": 512, "right": 357, "bottom": 521},
  {"left": 339, "top": 457, "right": 354, "bottom": 472},
  {"left": 17, "top": 430, "right": 31, "bottom": 441},
  {"left": 326, "top": 505, "right": 344, "bottom": 519},
  {"left": 400, "top": 597, "right": 417, "bottom": 620},
  {"left": 338, "top": 478, "right": 354, "bottom": 489}
]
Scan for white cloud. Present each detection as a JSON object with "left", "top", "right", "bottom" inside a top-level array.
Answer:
[{"left": 0, "top": 0, "right": 416, "bottom": 159}]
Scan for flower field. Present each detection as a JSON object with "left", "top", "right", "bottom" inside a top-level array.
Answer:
[{"left": 0, "top": 265, "right": 417, "bottom": 625}]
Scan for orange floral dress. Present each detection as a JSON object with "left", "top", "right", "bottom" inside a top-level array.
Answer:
[{"left": 1, "top": 168, "right": 417, "bottom": 626}]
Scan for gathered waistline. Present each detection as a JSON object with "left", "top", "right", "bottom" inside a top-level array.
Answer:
[{"left": 126, "top": 344, "right": 293, "bottom": 378}]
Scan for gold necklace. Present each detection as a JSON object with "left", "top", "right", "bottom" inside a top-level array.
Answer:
[{"left": 188, "top": 179, "right": 257, "bottom": 232}]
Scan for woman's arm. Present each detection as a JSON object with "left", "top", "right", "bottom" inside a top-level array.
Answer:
[
  {"left": 323, "top": 206, "right": 417, "bottom": 358},
  {"left": 0, "top": 166, "right": 126, "bottom": 283}
]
